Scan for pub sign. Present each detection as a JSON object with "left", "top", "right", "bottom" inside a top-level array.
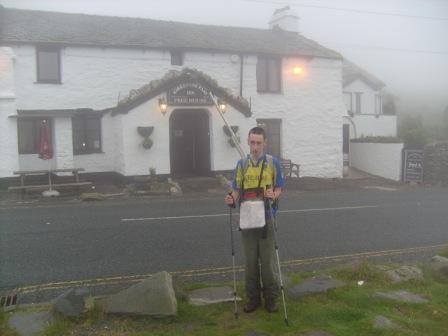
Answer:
[
  {"left": 403, "top": 149, "right": 424, "bottom": 183},
  {"left": 167, "top": 82, "right": 213, "bottom": 106}
]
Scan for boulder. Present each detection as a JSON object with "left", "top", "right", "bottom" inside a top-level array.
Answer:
[
  {"left": 385, "top": 265, "right": 423, "bottom": 283},
  {"left": 430, "top": 255, "right": 448, "bottom": 279},
  {"left": 373, "top": 315, "right": 401, "bottom": 329},
  {"left": 374, "top": 290, "right": 428, "bottom": 303},
  {"left": 102, "top": 271, "right": 177, "bottom": 316},
  {"left": 53, "top": 288, "right": 88, "bottom": 318},
  {"left": 288, "top": 275, "right": 347, "bottom": 299},
  {"left": 8, "top": 310, "right": 53, "bottom": 336}
]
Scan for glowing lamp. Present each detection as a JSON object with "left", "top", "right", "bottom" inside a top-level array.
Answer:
[
  {"left": 158, "top": 97, "right": 168, "bottom": 115},
  {"left": 293, "top": 66, "right": 304, "bottom": 75}
]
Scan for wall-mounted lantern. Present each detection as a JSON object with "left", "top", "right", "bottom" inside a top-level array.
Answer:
[
  {"left": 158, "top": 97, "right": 168, "bottom": 115},
  {"left": 217, "top": 99, "right": 227, "bottom": 113}
]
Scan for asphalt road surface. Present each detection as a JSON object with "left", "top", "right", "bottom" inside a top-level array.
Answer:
[{"left": 1, "top": 186, "right": 448, "bottom": 298}]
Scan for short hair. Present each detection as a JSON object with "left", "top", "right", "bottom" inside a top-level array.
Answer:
[{"left": 248, "top": 126, "right": 266, "bottom": 139}]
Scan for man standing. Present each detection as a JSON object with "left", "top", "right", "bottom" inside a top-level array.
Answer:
[{"left": 224, "top": 126, "right": 284, "bottom": 313}]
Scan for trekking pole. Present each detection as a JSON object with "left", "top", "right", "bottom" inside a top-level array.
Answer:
[
  {"left": 228, "top": 193, "right": 239, "bottom": 318},
  {"left": 266, "top": 187, "right": 289, "bottom": 326},
  {"left": 209, "top": 92, "right": 246, "bottom": 160}
]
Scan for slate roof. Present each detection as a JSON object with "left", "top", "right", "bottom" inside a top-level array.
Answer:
[
  {"left": 0, "top": 6, "right": 341, "bottom": 59},
  {"left": 342, "top": 59, "right": 385, "bottom": 90}
]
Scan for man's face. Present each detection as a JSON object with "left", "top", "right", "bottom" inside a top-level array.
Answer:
[{"left": 248, "top": 133, "right": 266, "bottom": 159}]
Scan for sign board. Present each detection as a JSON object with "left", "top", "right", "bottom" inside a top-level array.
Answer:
[
  {"left": 167, "top": 82, "right": 213, "bottom": 106},
  {"left": 403, "top": 149, "right": 424, "bottom": 183}
]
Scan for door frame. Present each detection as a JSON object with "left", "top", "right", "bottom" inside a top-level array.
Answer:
[{"left": 169, "top": 108, "right": 211, "bottom": 177}]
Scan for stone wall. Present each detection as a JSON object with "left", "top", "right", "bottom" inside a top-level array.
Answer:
[{"left": 424, "top": 142, "right": 448, "bottom": 185}]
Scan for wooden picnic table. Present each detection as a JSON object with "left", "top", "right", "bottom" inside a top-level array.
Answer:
[{"left": 8, "top": 168, "right": 92, "bottom": 199}]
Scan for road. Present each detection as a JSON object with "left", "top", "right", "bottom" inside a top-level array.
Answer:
[{"left": 1, "top": 186, "right": 448, "bottom": 297}]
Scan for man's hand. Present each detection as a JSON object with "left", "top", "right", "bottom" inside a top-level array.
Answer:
[
  {"left": 225, "top": 193, "right": 236, "bottom": 208},
  {"left": 264, "top": 188, "right": 275, "bottom": 200}
]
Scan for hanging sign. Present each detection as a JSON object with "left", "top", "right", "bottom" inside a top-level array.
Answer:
[
  {"left": 167, "top": 82, "right": 213, "bottom": 106},
  {"left": 403, "top": 149, "right": 424, "bottom": 183}
]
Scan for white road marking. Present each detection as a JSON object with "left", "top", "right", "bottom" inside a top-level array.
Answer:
[{"left": 121, "top": 205, "right": 378, "bottom": 222}]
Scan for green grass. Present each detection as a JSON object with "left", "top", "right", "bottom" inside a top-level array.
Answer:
[
  {"left": 3, "top": 259, "right": 448, "bottom": 336},
  {"left": 0, "top": 310, "right": 19, "bottom": 336}
]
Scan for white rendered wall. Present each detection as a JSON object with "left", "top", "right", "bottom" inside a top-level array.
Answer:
[
  {"left": 0, "top": 47, "right": 19, "bottom": 177},
  {"left": 7, "top": 45, "right": 345, "bottom": 177},
  {"left": 246, "top": 56, "right": 345, "bottom": 178},
  {"left": 350, "top": 142, "right": 404, "bottom": 181},
  {"left": 350, "top": 114, "right": 397, "bottom": 138}
]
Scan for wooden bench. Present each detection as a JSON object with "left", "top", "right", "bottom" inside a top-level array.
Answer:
[
  {"left": 280, "top": 159, "right": 300, "bottom": 178},
  {"left": 8, "top": 168, "right": 92, "bottom": 199}
]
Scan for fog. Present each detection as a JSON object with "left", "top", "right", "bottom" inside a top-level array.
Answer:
[{"left": 2, "top": 0, "right": 447, "bottom": 119}]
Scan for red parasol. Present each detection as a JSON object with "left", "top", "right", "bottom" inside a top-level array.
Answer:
[{"left": 38, "top": 120, "right": 53, "bottom": 160}]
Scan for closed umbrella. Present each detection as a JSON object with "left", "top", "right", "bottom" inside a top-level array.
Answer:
[
  {"left": 38, "top": 119, "right": 53, "bottom": 160},
  {"left": 38, "top": 120, "right": 58, "bottom": 196}
]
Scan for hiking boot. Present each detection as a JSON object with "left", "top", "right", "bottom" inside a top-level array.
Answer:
[
  {"left": 243, "top": 299, "right": 261, "bottom": 313},
  {"left": 264, "top": 299, "right": 278, "bottom": 313}
]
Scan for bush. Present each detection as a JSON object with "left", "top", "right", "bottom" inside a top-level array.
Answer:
[{"left": 398, "top": 115, "right": 428, "bottom": 147}]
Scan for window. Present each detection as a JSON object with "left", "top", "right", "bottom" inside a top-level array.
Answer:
[
  {"left": 170, "top": 50, "right": 183, "bottom": 66},
  {"left": 354, "top": 92, "right": 363, "bottom": 114},
  {"left": 375, "top": 94, "right": 383, "bottom": 115},
  {"left": 36, "top": 46, "right": 61, "bottom": 83},
  {"left": 343, "top": 92, "right": 352, "bottom": 113},
  {"left": 72, "top": 115, "right": 102, "bottom": 155},
  {"left": 256, "top": 56, "right": 281, "bottom": 93},
  {"left": 17, "top": 118, "right": 52, "bottom": 154},
  {"left": 257, "top": 118, "right": 282, "bottom": 157}
]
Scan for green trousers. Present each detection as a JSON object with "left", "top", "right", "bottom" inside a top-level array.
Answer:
[{"left": 241, "top": 219, "right": 279, "bottom": 301}]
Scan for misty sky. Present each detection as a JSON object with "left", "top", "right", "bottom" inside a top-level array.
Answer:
[{"left": 2, "top": 0, "right": 447, "bottom": 116}]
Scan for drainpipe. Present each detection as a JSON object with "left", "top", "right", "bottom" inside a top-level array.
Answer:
[{"left": 239, "top": 54, "right": 244, "bottom": 97}]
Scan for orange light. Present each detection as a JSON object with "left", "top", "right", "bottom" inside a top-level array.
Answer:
[{"left": 293, "top": 66, "right": 304, "bottom": 75}]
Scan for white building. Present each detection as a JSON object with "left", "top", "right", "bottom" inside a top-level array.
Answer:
[
  {"left": 0, "top": 6, "right": 346, "bottom": 180},
  {"left": 342, "top": 59, "right": 398, "bottom": 166}
]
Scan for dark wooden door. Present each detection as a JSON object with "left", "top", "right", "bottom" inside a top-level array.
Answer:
[{"left": 170, "top": 110, "right": 210, "bottom": 176}]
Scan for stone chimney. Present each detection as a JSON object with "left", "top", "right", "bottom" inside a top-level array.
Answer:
[{"left": 269, "top": 6, "right": 299, "bottom": 33}]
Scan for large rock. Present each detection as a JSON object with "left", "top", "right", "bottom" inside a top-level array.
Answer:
[
  {"left": 374, "top": 290, "right": 428, "bottom": 303},
  {"left": 373, "top": 315, "right": 401, "bottom": 329},
  {"left": 102, "top": 271, "right": 177, "bottom": 316},
  {"left": 8, "top": 310, "right": 53, "bottom": 336},
  {"left": 188, "top": 286, "right": 241, "bottom": 306},
  {"left": 430, "top": 255, "right": 448, "bottom": 279},
  {"left": 53, "top": 288, "right": 88, "bottom": 318},
  {"left": 385, "top": 265, "right": 423, "bottom": 283},
  {"left": 288, "top": 276, "right": 347, "bottom": 299}
]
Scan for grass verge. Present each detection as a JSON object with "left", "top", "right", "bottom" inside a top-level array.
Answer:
[{"left": 2, "top": 259, "right": 448, "bottom": 336}]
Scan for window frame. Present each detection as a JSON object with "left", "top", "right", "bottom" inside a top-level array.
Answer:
[
  {"left": 354, "top": 92, "right": 363, "bottom": 114},
  {"left": 256, "top": 56, "right": 282, "bottom": 94},
  {"left": 170, "top": 50, "right": 184, "bottom": 66},
  {"left": 72, "top": 115, "right": 103, "bottom": 155},
  {"left": 375, "top": 94, "right": 383, "bottom": 115},
  {"left": 36, "top": 45, "right": 62, "bottom": 84},
  {"left": 17, "top": 118, "right": 53, "bottom": 155},
  {"left": 343, "top": 92, "right": 353, "bottom": 113}
]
